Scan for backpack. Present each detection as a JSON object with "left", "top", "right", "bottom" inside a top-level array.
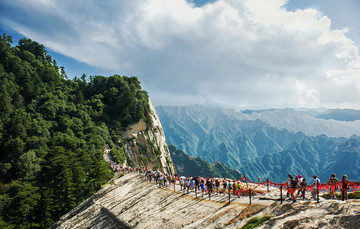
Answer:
[
  {"left": 237, "top": 184, "right": 242, "bottom": 190},
  {"left": 329, "top": 177, "right": 338, "bottom": 184}
]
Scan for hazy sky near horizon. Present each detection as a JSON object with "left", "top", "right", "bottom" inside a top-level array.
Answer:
[{"left": 1, "top": 0, "right": 360, "bottom": 109}]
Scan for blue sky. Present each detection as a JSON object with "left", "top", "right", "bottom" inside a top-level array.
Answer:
[{"left": 1, "top": 0, "right": 360, "bottom": 109}]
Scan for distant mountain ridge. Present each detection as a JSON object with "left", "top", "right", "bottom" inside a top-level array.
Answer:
[
  {"left": 157, "top": 105, "right": 360, "bottom": 182},
  {"left": 315, "top": 109, "right": 360, "bottom": 121},
  {"left": 169, "top": 145, "right": 242, "bottom": 180},
  {"left": 239, "top": 108, "right": 360, "bottom": 138}
]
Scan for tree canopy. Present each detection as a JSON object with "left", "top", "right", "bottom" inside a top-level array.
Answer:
[{"left": 0, "top": 34, "right": 150, "bottom": 228}]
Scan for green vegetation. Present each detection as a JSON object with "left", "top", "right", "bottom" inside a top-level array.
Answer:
[
  {"left": 0, "top": 34, "right": 150, "bottom": 228},
  {"left": 239, "top": 215, "right": 272, "bottom": 229},
  {"left": 323, "top": 191, "right": 360, "bottom": 199},
  {"left": 169, "top": 145, "right": 242, "bottom": 179}
]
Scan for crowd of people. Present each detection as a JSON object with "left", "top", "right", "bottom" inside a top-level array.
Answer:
[
  {"left": 286, "top": 173, "right": 354, "bottom": 202},
  {"left": 104, "top": 147, "right": 358, "bottom": 202},
  {"left": 144, "top": 170, "right": 245, "bottom": 198},
  {"left": 142, "top": 169, "right": 359, "bottom": 202}
]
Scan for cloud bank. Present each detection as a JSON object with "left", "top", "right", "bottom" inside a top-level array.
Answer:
[{"left": 1, "top": 0, "right": 360, "bottom": 109}]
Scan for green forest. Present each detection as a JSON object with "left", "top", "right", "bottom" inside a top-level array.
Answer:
[{"left": 0, "top": 34, "right": 151, "bottom": 228}]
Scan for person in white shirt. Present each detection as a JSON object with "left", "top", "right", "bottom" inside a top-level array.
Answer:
[{"left": 311, "top": 174, "right": 320, "bottom": 200}]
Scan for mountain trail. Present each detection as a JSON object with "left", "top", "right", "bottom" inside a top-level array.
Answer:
[{"left": 53, "top": 173, "right": 360, "bottom": 229}]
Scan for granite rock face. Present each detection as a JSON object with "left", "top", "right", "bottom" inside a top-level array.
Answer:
[{"left": 122, "top": 99, "right": 175, "bottom": 174}]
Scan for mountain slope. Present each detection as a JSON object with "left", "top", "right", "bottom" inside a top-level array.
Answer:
[
  {"left": 240, "top": 135, "right": 345, "bottom": 182},
  {"left": 169, "top": 145, "right": 242, "bottom": 179},
  {"left": 0, "top": 35, "right": 174, "bottom": 228},
  {"left": 157, "top": 105, "right": 360, "bottom": 182}
]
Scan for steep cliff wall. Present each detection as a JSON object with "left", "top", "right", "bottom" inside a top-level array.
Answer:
[{"left": 122, "top": 99, "right": 175, "bottom": 174}]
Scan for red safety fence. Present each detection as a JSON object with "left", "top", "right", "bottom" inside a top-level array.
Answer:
[{"left": 173, "top": 174, "right": 360, "bottom": 196}]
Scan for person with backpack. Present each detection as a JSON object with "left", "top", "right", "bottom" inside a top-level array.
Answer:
[
  {"left": 300, "top": 178, "right": 307, "bottom": 200},
  {"left": 341, "top": 175, "right": 349, "bottom": 201},
  {"left": 222, "top": 178, "right": 228, "bottom": 195},
  {"left": 236, "top": 181, "right": 242, "bottom": 198},
  {"left": 194, "top": 176, "right": 199, "bottom": 190},
  {"left": 286, "top": 174, "right": 293, "bottom": 198},
  {"left": 208, "top": 179, "right": 214, "bottom": 195},
  {"left": 232, "top": 180, "right": 237, "bottom": 195},
  {"left": 215, "top": 179, "right": 220, "bottom": 195},
  {"left": 327, "top": 173, "right": 338, "bottom": 199},
  {"left": 228, "top": 180, "right": 232, "bottom": 195},
  {"left": 289, "top": 176, "right": 298, "bottom": 202},
  {"left": 198, "top": 180, "right": 205, "bottom": 197}
]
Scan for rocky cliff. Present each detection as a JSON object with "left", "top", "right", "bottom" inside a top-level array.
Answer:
[
  {"left": 52, "top": 173, "right": 360, "bottom": 229},
  {"left": 122, "top": 99, "right": 175, "bottom": 175}
]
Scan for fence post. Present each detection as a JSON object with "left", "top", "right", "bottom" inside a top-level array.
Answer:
[
  {"left": 317, "top": 180, "right": 320, "bottom": 203},
  {"left": 267, "top": 178, "right": 270, "bottom": 193},
  {"left": 280, "top": 186, "right": 283, "bottom": 204},
  {"left": 249, "top": 188, "right": 252, "bottom": 205},
  {"left": 228, "top": 189, "right": 231, "bottom": 203}
]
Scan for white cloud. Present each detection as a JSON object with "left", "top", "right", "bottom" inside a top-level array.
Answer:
[{"left": 1, "top": 0, "right": 360, "bottom": 109}]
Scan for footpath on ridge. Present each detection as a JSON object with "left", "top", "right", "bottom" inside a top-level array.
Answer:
[{"left": 52, "top": 172, "right": 360, "bottom": 229}]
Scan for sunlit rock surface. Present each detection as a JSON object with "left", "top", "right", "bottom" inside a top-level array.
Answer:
[
  {"left": 122, "top": 99, "right": 175, "bottom": 174},
  {"left": 52, "top": 173, "right": 360, "bottom": 229}
]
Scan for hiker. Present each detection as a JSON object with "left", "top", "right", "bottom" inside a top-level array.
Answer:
[
  {"left": 236, "top": 181, "right": 242, "bottom": 198},
  {"left": 198, "top": 181, "right": 205, "bottom": 196},
  {"left": 159, "top": 175, "right": 164, "bottom": 187},
  {"left": 300, "top": 178, "right": 307, "bottom": 200},
  {"left": 286, "top": 174, "right": 293, "bottom": 197},
  {"left": 296, "top": 174, "right": 303, "bottom": 197},
  {"left": 228, "top": 180, "right": 232, "bottom": 194},
  {"left": 327, "top": 173, "right": 338, "bottom": 199},
  {"left": 168, "top": 175, "right": 172, "bottom": 187},
  {"left": 311, "top": 175, "right": 321, "bottom": 200},
  {"left": 179, "top": 178, "right": 184, "bottom": 191},
  {"left": 222, "top": 178, "right": 228, "bottom": 195},
  {"left": 289, "top": 176, "right": 297, "bottom": 202},
  {"left": 163, "top": 175, "right": 167, "bottom": 187},
  {"left": 195, "top": 176, "right": 199, "bottom": 190},
  {"left": 186, "top": 178, "right": 191, "bottom": 192},
  {"left": 205, "top": 179, "right": 210, "bottom": 193},
  {"left": 208, "top": 179, "right": 214, "bottom": 195},
  {"left": 232, "top": 180, "right": 237, "bottom": 195},
  {"left": 215, "top": 179, "right": 220, "bottom": 194},
  {"left": 191, "top": 178, "right": 195, "bottom": 191},
  {"left": 341, "top": 175, "right": 349, "bottom": 201}
]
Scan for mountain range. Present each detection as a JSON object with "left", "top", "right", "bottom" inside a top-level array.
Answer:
[
  {"left": 157, "top": 105, "right": 360, "bottom": 182},
  {"left": 169, "top": 145, "right": 242, "bottom": 180}
]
